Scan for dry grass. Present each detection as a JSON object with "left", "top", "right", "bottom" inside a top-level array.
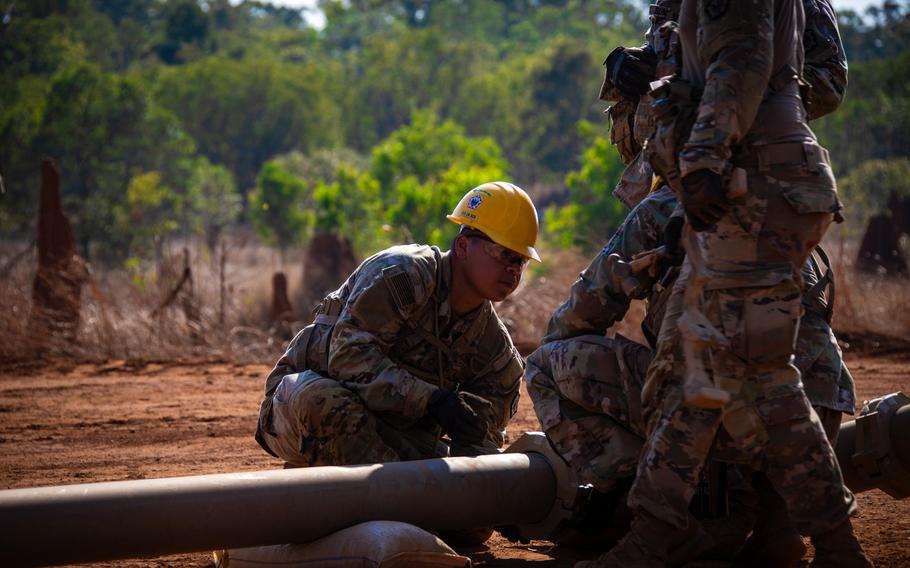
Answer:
[
  {"left": 1, "top": 231, "right": 906, "bottom": 365},
  {"left": 0, "top": 236, "right": 308, "bottom": 364},
  {"left": 496, "top": 245, "right": 647, "bottom": 353},
  {"left": 822, "top": 226, "right": 910, "bottom": 338}
]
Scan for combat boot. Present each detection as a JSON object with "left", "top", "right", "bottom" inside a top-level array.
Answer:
[
  {"left": 809, "top": 518, "right": 873, "bottom": 568},
  {"left": 573, "top": 513, "right": 675, "bottom": 568},
  {"left": 732, "top": 526, "right": 806, "bottom": 568}
]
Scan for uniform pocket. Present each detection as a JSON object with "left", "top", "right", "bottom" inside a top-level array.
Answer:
[
  {"left": 770, "top": 161, "right": 839, "bottom": 215},
  {"left": 755, "top": 390, "right": 811, "bottom": 427},
  {"left": 743, "top": 281, "right": 801, "bottom": 366}
]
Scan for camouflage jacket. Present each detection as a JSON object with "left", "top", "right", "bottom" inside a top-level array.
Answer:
[
  {"left": 678, "top": 0, "right": 845, "bottom": 181},
  {"left": 542, "top": 187, "right": 854, "bottom": 413},
  {"left": 543, "top": 186, "right": 678, "bottom": 347},
  {"left": 262, "top": 244, "right": 524, "bottom": 448}
]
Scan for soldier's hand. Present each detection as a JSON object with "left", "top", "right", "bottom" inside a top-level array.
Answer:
[
  {"left": 426, "top": 389, "right": 491, "bottom": 445},
  {"left": 605, "top": 45, "right": 658, "bottom": 100},
  {"left": 680, "top": 170, "right": 729, "bottom": 231}
]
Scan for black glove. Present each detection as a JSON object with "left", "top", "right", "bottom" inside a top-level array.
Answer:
[
  {"left": 426, "top": 389, "right": 492, "bottom": 445},
  {"left": 663, "top": 213, "right": 686, "bottom": 262},
  {"left": 605, "top": 45, "right": 658, "bottom": 100},
  {"left": 680, "top": 169, "right": 730, "bottom": 231}
]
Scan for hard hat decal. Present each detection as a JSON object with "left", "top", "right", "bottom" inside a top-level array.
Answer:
[{"left": 447, "top": 182, "right": 541, "bottom": 263}]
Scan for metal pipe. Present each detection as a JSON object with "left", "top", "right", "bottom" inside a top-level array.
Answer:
[
  {"left": 835, "top": 392, "right": 910, "bottom": 499},
  {"left": 0, "top": 452, "right": 556, "bottom": 567}
]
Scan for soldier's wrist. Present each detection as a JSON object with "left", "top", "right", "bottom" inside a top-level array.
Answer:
[{"left": 679, "top": 157, "right": 728, "bottom": 180}]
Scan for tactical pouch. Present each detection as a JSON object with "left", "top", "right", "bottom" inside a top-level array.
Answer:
[
  {"left": 608, "top": 99, "right": 641, "bottom": 164},
  {"left": 613, "top": 152, "right": 654, "bottom": 209},
  {"left": 643, "top": 76, "right": 701, "bottom": 195}
]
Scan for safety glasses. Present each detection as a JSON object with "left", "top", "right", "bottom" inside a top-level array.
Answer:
[{"left": 468, "top": 234, "right": 529, "bottom": 268}]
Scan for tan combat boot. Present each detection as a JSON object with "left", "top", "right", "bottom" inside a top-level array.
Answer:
[
  {"left": 809, "top": 518, "right": 873, "bottom": 568},
  {"left": 573, "top": 513, "right": 676, "bottom": 568}
]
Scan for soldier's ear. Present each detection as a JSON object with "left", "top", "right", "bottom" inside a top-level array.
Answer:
[{"left": 453, "top": 234, "right": 470, "bottom": 260}]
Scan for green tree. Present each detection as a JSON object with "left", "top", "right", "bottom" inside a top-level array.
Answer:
[
  {"left": 312, "top": 164, "right": 387, "bottom": 254},
  {"left": 29, "top": 61, "right": 195, "bottom": 261},
  {"left": 113, "top": 171, "right": 179, "bottom": 261},
  {"left": 838, "top": 158, "right": 910, "bottom": 234},
  {"left": 813, "top": 52, "right": 910, "bottom": 176},
  {"left": 157, "top": 0, "right": 211, "bottom": 64},
  {"left": 155, "top": 56, "right": 341, "bottom": 190},
  {"left": 371, "top": 109, "right": 509, "bottom": 245},
  {"left": 183, "top": 157, "right": 241, "bottom": 253},
  {"left": 248, "top": 161, "right": 312, "bottom": 253},
  {"left": 520, "top": 37, "right": 595, "bottom": 180},
  {"left": 545, "top": 123, "right": 626, "bottom": 250}
]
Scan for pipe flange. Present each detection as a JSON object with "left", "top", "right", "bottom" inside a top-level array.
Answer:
[
  {"left": 505, "top": 432, "right": 582, "bottom": 540},
  {"left": 853, "top": 391, "right": 910, "bottom": 499}
]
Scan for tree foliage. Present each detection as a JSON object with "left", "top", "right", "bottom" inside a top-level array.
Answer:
[
  {"left": 0, "top": 0, "right": 905, "bottom": 265},
  {"left": 546, "top": 123, "right": 626, "bottom": 251},
  {"left": 248, "top": 161, "right": 312, "bottom": 251},
  {"left": 838, "top": 158, "right": 910, "bottom": 234}
]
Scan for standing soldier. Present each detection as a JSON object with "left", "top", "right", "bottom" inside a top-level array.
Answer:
[
  {"left": 531, "top": 0, "right": 854, "bottom": 563},
  {"left": 579, "top": 0, "right": 871, "bottom": 566},
  {"left": 255, "top": 182, "right": 537, "bottom": 470}
]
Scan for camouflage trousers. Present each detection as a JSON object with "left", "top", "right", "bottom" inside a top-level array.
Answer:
[
  {"left": 526, "top": 334, "right": 653, "bottom": 493},
  {"left": 526, "top": 331, "right": 847, "bottom": 500},
  {"left": 258, "top": 371, "right": 448, "bottom": 467},
  {"left": 628, "top": 172, "right": 855, "bottom": 541}
]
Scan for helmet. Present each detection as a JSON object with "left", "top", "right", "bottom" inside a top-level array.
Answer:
[{"left": 447, "top": 181, "right": 541, "bottom": 262}]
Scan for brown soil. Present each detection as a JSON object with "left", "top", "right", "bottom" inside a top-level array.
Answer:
[{"left": 0, "top": 350, "right": 908, "bottom": 567}]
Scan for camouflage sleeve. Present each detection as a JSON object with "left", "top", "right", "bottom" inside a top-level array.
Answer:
[
  {"left": 802, "top": 0, "right": 847, "bottom": 120},
  {"left": 328, "top": 256, "right": 439, "bottom": 419},
  {"left": 262, "top": 327, "right": 310, "bottom": 398},
  {"left": 542, "top": 190, "right": 673, "bottom": 344},
  {"left": 464, "top": 325, "right": 525, "bottom": 449},
  {"left": 679, "top": 0, "right": 774, "bottom": 177}
]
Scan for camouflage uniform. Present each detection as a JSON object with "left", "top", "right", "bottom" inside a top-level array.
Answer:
[
  {"left": 256, "top": 244, "right": 524, "bottom": 467},
  {"left": 801, "top": 0, "right": 849, "bottom": 120},
  {"left": 590, "top": 1, "right": 864, "bottom": 565},
  {"left": 526, "top": 186, "right": 854, "bottom": 493}
]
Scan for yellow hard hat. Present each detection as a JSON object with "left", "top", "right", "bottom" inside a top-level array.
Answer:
[{"left": 447, "top": 181, "right": 541, "bottom": 262}]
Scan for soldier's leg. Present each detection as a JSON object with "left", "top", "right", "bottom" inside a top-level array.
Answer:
[
  {"left": 575, "top": 399, "right": 723, "bottom": 568},
  {"left": 527, "top": 336, "right": 651, "bottom": 494},
  {"left": 527, "top": 337, "right": 651, "bottom": 549},
  {"left": 756, "top": 391, "right": 870, "bottom": 567},
  {"left": 263, "top": 371, "right": 399, "bottom": 467},
  {"left": 815, "top": 405, "right": 844, "bottom": 446},
  {"left": 734, "top": 404, "right": 844, "bottom": 567}
]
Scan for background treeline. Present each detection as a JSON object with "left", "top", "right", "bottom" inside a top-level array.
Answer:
[{"left": 2, "top": 0, "right": 909, "bottom": 266}]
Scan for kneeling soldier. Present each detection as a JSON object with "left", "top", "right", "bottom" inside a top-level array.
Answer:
[{"left": 255, "top": 182, "right": 538, "bottom": 467}]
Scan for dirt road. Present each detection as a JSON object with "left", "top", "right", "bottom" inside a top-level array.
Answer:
[{"left": 1, "top": 348, "right": 908, "bottom": 567}]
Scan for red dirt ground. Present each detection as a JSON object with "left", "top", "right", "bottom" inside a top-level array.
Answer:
[{"left": 0, "top": 345, "right": 908, "bottom": 567}]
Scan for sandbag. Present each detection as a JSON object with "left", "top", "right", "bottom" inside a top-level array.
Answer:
[{"left": 213, "top": 520, "right": 471, "bottom": 567}]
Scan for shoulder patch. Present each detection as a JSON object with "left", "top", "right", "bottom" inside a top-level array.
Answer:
[{"left": 382, "top": 265, "right": 417, "bottom": 312}]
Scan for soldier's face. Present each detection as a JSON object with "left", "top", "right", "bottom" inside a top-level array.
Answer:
[{"left": 463, "top": 235, "right": 526, "bottom": 301}]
